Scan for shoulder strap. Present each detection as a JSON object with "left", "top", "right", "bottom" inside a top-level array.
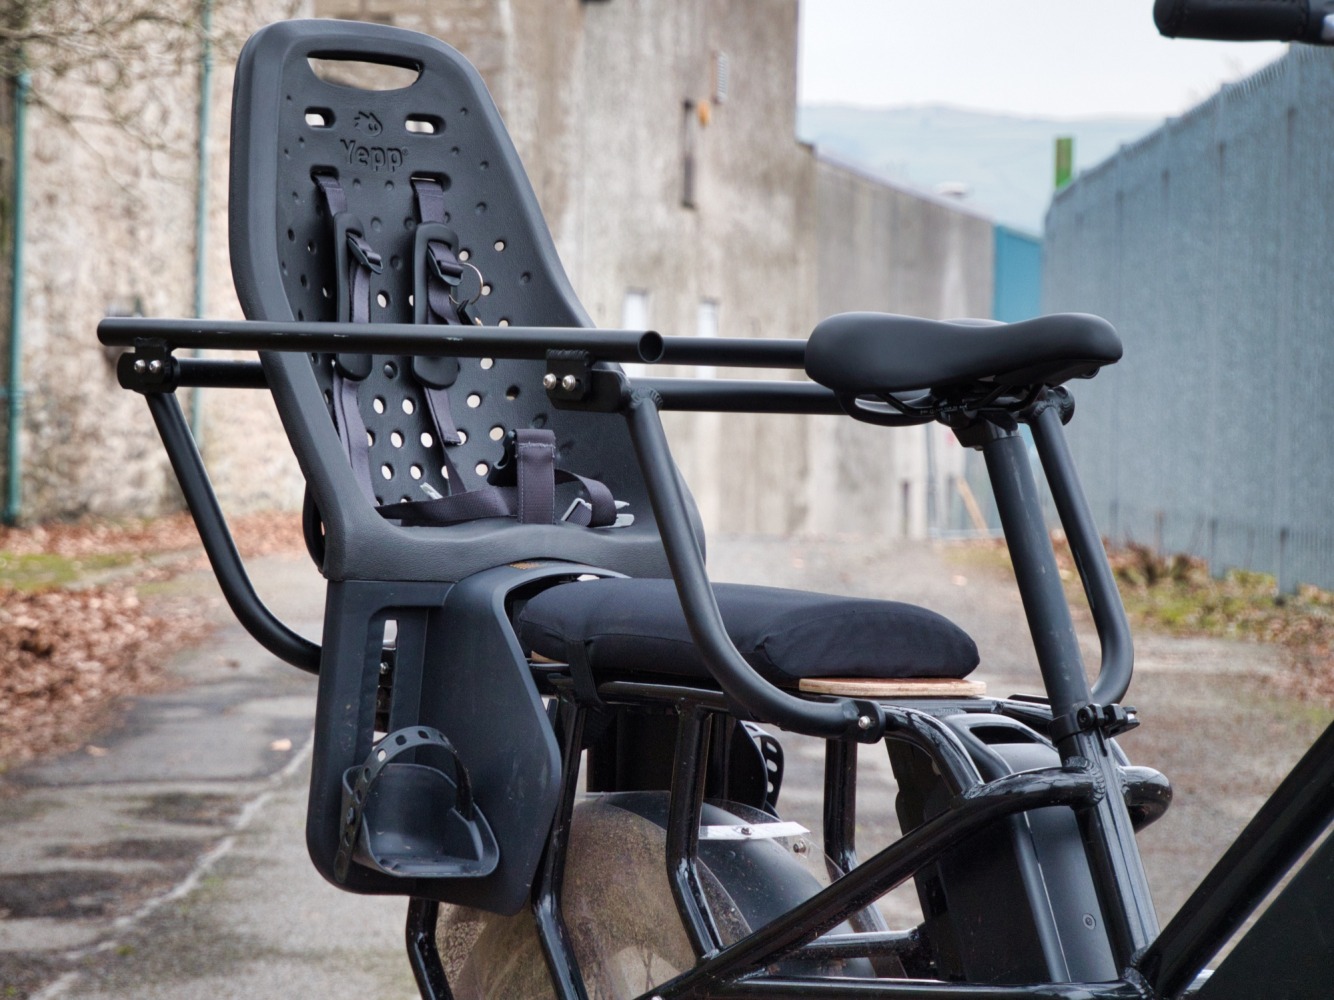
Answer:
[{"left": 310, "top": 174, "right": 620, "bottom": 528}]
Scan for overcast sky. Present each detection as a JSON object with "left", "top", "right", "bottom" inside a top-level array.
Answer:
[{"left": 798, "top": 1, "right": 1289, "bottom": 119}]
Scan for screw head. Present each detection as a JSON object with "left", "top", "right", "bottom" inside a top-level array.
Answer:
[
  {"left": 560, "top": 374, "right": 581, "bottom": 392},
  {"left": 542, "top": 372, "right": 558, "bottom": 390},
  {"left": 133, "top": 359, "right": 148, "bottom": 374},
  {"left": 857, "top": 715, "right": 873, "bottom": 731},
  {"left": 147, "top": 359, "right": 164, "bottom": 374},
  {"left": 792, "top": 839, "right": 809, "bottom": 855},
  {"left": 740, "top": 826, "right": 752, "bottom": 837}
]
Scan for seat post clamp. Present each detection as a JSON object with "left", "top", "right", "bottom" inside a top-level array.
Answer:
[{"left": 1050, "top": 702, "right": 1139, "bottom": 744}]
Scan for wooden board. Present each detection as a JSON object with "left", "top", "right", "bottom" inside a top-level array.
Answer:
[{"left": 798, "top": 677, "right": 987, "bottom": 698}]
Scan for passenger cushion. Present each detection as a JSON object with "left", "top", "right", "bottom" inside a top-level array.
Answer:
[{"left": 516, "top": 578, "right": 978, "bottom": 686}]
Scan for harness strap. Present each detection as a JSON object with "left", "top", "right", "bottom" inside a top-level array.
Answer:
[
  {"left": 410, "top": 176, "right": 467, "bottom": 450},
  {"left": 310, "top": 174, "right": 620, "bottom": 529},
  {"left": 314, "top": 173, "right": 380, "bottom": 501},
  {"left": 376, "top": 429, "right": 617, "bottom": 527}
]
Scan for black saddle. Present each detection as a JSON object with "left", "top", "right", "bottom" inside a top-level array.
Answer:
[{"left": 806, "top": 312, "right": 1122, "bottom": 395}]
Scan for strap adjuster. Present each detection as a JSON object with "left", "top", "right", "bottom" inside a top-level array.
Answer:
[
  {"left": 426, "top": 240, "right": 464, "bottom": 284},
  {"left": 346, "top": 231, "right": 383, "bottom": 274}
]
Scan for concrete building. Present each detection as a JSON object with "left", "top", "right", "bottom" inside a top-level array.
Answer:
[{"left": 2, "top": 0, "right": 1000, "bottom": 541}]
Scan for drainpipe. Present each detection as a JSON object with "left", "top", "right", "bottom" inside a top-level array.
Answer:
[
  {"left": 189, "top": 0, "right": 214, "bottom": 439},
  {"left": 4, "top": 69, "right": 30, "bottom": 525}
]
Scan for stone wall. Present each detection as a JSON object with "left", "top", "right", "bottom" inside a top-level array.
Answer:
[
  {"left": 4, "top": 0, "right": 308, "bottom": 523},
  {"left": 5, "top": 0, "right": 999, "bottom": 541}
]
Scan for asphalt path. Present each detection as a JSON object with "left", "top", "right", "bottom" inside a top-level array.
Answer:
[{"left": 2, "top": 537, "right": 1328, "bottom": 998}]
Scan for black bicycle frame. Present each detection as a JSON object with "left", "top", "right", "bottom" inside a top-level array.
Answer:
[{"left": 102, "top": 317, "right": 1334, "bottom": 999}]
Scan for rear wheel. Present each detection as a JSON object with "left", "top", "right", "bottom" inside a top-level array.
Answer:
[{"left": 441, "top": 793, "right": 844, "bottom": 999}]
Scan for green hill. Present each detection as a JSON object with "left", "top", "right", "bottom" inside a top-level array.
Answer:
[{"left": 797, "top": 104, "right": 1157, "bottom": 233}]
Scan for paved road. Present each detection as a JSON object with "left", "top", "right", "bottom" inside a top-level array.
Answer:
[{"left": 2, "top": 537, "right": 1328, "bottom": 997}]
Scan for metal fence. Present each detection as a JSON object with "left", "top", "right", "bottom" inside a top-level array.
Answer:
[{"left": 1041, "top": 46, "right": 1334, "bottom": 592}]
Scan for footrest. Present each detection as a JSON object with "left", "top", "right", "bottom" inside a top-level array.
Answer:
[{"left": 336, "top": 726, "right": 500, "bottom": 882}]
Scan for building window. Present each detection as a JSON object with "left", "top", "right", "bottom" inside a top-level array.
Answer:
[
  {"left": 681, "top": 100, "right": 697, "bottom": 209},
  {"left": 621, "top": 289, "right": 650, "bottom": 378},
  {"left": 695, "top": 299, "right": 719, "bottom": 379},
  {"left": 712, "top": 51, "right": 730, "bottom": 105}
]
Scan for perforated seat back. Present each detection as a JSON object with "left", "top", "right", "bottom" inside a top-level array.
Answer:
[{"left": 229, "top": 19, "right": 683, "bottom": 583}]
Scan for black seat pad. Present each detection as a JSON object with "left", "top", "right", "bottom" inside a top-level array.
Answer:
[
  {"left": 516, "top": 578, "right": 978, "bottom": 687},
  {"left": 805, "top": 312, "right": 1121, "bottom": 394}
]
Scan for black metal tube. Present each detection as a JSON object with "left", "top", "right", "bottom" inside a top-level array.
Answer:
[
  {"left": 145, "top": 393, "right": 321, "bottom": 673},
  {"left": 623, "top": 391, "right": 882, "bottom": 742},
  {"left": 100, "top": 316, "right": 666, "bottom": 363},
  {"left": 531, "top": 700, "right": 592, "bottom": 1000},
  {"left": 655, "top": 336, "right": 807, "bottom": 368},
  {"left": 594, "top": 681, "right": 980, "bottom": 796},
  {"left": 816, "top": 741, "right": 891, "bottom": 944},
  {"left": 641, "top": 378, "right": 841, "bottom": 413},
  {"left": 667, "top": 705, "right": 724, "bottom": 957},
  {"left": 1004, "top": 407, "right": 1158, "bottom": 963},
  {"left": 175, "top": 358, "right": 268, "bottom": 389},
  {"left": 823, "top": 739, "right": 860, "bottom": 877},
  {"left": 405, "top": 898, "right": 454, "bottom": 1000},
  {"left": 879, "top": 707, "right": 980, "bottom": 796},
  {"left": 981, "top": 429, "right": 1090, "bottom": 720},
  {"left": 701, "top": 976, "right": 1147, "bottom": 999},
  {"left": 101, "top": 318, "right": 815, "bottom": 368},
  {"left": 649, "top": 763, "right": 1103, "bottom": 997},
  {"left": 1134, "top": 717, "right": 1334, "bottom": 999},
  {"left": 595, "top": 680, "right": 732, "bottom": 713},
  {"left": 1029, "top": 401, "right": 1133, "bottom": 705},
  {"left": 795, "top": 930, "right": 923, "bottom": 964}
]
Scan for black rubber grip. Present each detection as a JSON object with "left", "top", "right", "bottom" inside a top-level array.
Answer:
[{"left": 1155, "top": 0, "right": 1330, "bottom": 41}]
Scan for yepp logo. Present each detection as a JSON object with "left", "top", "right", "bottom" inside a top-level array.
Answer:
[{"left": 340, "top": 110, "right": 404, "bottom": 171}]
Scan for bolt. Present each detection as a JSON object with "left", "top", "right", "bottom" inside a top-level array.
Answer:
[
  {"left": 542, "top": 372, "right": 558, "bottom": 390},
  {"left": 133, "top": 359, "right": 148, "bottom": 374},
  {"left": 147, "top": 359, "right": 164, "bottom": 375},
  {"left": 857, "top": 715, "right": 873, "bottom": 731},
  {"left": 1082, "top": 913, "right": 1097, "bottom": 929},
  {"left": 560, "top": 374, "right": 581, "bottom": 392},
  {"left": 792, "top": 839, "right": 809, "bottom": 855},
  {"left": 740, "top": 826, "right": 752, "bottom": 837}
]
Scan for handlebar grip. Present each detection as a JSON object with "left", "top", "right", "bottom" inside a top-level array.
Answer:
[{"left": 1155, "top": 0, "right": 1333, "bottom": 42}]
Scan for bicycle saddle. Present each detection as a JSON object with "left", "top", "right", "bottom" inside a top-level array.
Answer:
[{"left": 805, "top": 312, "right": 1122, "bottom": 395}]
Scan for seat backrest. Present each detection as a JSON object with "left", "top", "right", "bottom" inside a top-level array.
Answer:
[{"left": 229, "top": 18, "right": 686, "bottom": 583}]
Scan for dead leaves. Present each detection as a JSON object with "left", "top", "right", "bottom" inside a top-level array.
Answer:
[
  {"left": 0, "top": 583, "right": 202, "bottom": 765},
  {"left": 0, "top": 512, "right": 304, "bottom": 768}
]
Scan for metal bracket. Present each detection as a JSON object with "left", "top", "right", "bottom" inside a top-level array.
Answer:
[
  {"left": 374, "top": 644, "right": 395, "bottom": 733},
  {"left": 1050, "top": 702, "right": 1139, "bottom": 744},
  {"left": 542, "top": 349, "right": 594, "bottom": 402},
  {"left": 117, "top": 340, "right": 179, "bottom": 394},
  {"left": 543, "top": 350, "right": 632, "bottom": 413}
]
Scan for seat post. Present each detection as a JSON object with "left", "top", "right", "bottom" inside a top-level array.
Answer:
[
  {"left": 974, "top": 419, "right": 1161, "bottom": 965},
  {"left": 975, "top": 423, "right": 1092, "bottom": 721}
]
